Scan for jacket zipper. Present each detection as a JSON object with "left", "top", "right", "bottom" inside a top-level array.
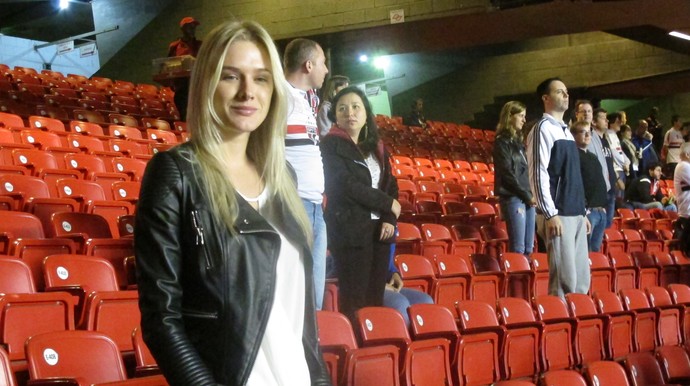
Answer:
[
  {"left": 191, "top": 210, "right": 213, "bottom": 270},
  {"left": 181, "top": 309, "right": 219, "bottom": 319}
]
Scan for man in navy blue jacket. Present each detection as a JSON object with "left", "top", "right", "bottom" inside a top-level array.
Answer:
[{"left": 526, "top": 78, "right": 591, "bottom": 297}]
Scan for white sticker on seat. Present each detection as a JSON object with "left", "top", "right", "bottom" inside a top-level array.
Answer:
[
  {"left": 56, "top": 266, "right": 69, "bottom": 280},
  {"left": 365, "top": 319, "right": 373, "bottom": 331},
  {"left": 61, "top": 220, "right": 72, "bottom": 232},
  {"left": 43, "top": 348, "right": 58, "bottom": 366}
]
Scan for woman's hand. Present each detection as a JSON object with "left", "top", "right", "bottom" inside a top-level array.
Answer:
[
  {"left": 380, "top": 222, "right": 395, "bottom": 241},
  {"left": 386, "top": 272, "right": 404, "bottom": 292},
  {"left": 391, "top": 199, "right": 401, "bottom": 218}
]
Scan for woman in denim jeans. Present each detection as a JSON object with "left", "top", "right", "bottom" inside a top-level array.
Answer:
[{"left": 493, "top": 101, "right": 536, "bottom": 256}]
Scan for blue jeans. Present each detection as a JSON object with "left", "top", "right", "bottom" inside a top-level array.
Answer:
[
  {"left": 606, "top": 190, "right": 616, "bottom": 229},
  {"left": 499, "top": 196, "right": 536, "bottom": 255},
  {"left": 587, "top": 208, "right": 607, "bottom": 252},
  {"left": 383, "top": 288, "right": 433, "bottom": 326},
  {"left": 303, "top": 199, "right": 327, "bottom": 310},
  {"left": 629, "top": 201, "right": 677, "bottom": 212}
]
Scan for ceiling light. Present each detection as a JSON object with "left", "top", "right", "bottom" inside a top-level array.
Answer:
[
  {"left": 59, "top": 0, "right": 69, "bottom": 9},
  {"left": 373, "top": 56, "right": 390, "bottom": 70},
  {"left": 669, "top": 31, "right": 690, "bottom": 41},
  {"left": 359, "top": 54, "right": 368, "bottom": 63}
]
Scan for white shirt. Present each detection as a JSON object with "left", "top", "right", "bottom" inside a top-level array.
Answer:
[
  {"left": 365, "top": 153, "right": 381, "bottom": 219},
  {"left": 285, "top": 83, "right": 324, "bottom": 204},
  {"left": 674, "top": 160, "right": 690, "bottom": 218},
  {"left": 245, "top": 187, "right": 311, "bottom": 386},
  {"left": 664, "top": 128, "right": 685, "bottom": 164}
]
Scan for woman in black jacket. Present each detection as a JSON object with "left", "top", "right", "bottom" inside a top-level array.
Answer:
[
  {"left": 135, "top": 21, "right": 329, "bottom": 386},
  {"left": 493, "top": 101, "right": 536, "bottom": 256},
  {"left": 321, "top": 86, "right": 400, "bottom": 322}
]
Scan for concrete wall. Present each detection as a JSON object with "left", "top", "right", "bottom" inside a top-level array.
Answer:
[
  {"left": 391, "top": 32, "right": 690, "bottom": 128},
  {"left": 98, "top": 0, "right": 491, "bottom": 84}
]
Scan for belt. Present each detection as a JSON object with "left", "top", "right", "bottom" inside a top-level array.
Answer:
[{"left": 588, "top": 207, "right": 606, "bottom": 212}]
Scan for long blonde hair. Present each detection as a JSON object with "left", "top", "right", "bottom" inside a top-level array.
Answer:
[
  {"left": 496, "top": 101, "right": 526, "bottom": 140},
  {"left": 186, "top": 20, "right": 312, "bottom": 243}
]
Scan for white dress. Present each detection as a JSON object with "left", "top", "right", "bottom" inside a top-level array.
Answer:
[{"left": 244, "top": 188, "right": 311, "bottom": 386}]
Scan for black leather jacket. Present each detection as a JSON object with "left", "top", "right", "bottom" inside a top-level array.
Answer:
[
  {"left": 493, "top": 133, "right": 533, "bottom": 204},
  {"left": 320, "top": 127, "right": 398, "bottom": 249},
  {"left": 135, "top": 143, "right": 330, "bottom": 386}
]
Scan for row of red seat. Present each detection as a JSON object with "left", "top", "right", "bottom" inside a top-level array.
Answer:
[{"left": 318, "top": 287, "right": 690, "bottom": 385}]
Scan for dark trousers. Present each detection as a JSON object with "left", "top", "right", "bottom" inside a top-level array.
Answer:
[{"left": 332, "top": 220, "right": 390, "bottom": 323}]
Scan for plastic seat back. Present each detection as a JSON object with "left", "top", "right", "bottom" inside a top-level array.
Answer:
[
  {"left": 619, "top": 288, "right": 658, "bottom": 352},
  {"left": 82, "top": 290, "right": 139, "bottom": 352},
  {"left": 454, "top": 300, "right": 502, "bottom": 385},
  {"left": 533, "top": 295, "right": 576, "bottom": 370},
  {"left": 0, "top": 257, "right": 36, "bottom": 293},
  {"left": 469, "top": 253, "right": 504, "bottom": 303},
  {"left": 564, "top": 293, "right": 606, "bottom": 364},
  {"left": 396, "top": 222, "right": 421, "bottom": 255},
  {"left": 43, "top": 254, "right": 120, "bottom": 293},
  {"left": 583, "top": 361, "right": 631, "bottom": 386},
  {"left": 609, "top": 251, "right": 637, "bottom": 291},
  {"left": 26, "top": 330, "right": 127, "bottom": 384},
  {"left": 588, "top": 252, "right": 614, "bottom": 295},
  {"left": 531, "top": 252, "right": 550, "bottom": 297},
  {"left": 541, "top": 369, "right": 587, "bottom": 386},
  {"left": 500, "top": 252, "right": 534, "bottom": 300},
  {"left": 645, "top": 286, "right": 682, "bottom": 347},
  {"left": 394, "top": 254, "right": 435, "bottom": 295},
  {"left": 622, "top": 351, "right": 667, "bottom": 386},
  {"left": 592, "top": 291, "right": 634, "bottom": 359},
  {"left": 655, "top": 345, "right": 690, "bottom": 384}
]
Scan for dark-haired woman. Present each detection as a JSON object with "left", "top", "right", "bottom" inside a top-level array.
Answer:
[{"left": 320, "top": 86, "right": 400, "bottom": 322}]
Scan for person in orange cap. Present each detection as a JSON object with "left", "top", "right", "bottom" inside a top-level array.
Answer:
[
  {"left": 168, "top": 16, "right": 202, "bottom": 57},
  {"left": 167, "top": 17, "right": 202, "bottom": 120}
]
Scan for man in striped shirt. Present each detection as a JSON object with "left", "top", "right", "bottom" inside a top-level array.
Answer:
[{"left": 526, "top": 78, "right": 591, "bottom": 297}]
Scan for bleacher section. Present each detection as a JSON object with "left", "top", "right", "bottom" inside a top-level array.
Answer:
[{"left": 1, "top": 62, "right": 690, "bottom": 386}]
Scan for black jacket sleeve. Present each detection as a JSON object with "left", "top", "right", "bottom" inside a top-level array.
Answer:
[
  {"left": 493, "top": 136, "right": 532, "bottom": 203},
  {"left": 135, "top": 152, "right": 218, "bottom": 386}
]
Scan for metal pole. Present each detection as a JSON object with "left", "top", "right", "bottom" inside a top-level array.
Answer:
[{"left": 33, "top": 25, "right": 119, "bottom": 50}]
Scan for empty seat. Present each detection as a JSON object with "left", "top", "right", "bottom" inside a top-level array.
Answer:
[
  {"left": 55, "top": 179, "right": 134, "bottom": 235},
  {"left": 645, "top": 286, "right": 683, "bottom": 347},
  {"left": 583, "top": 360, "right": 631, "bottom": 386},
  {"left": 622, "top": 351, "right": 671, "bottom": 386},
  {"left": 82, "top": 290, "right": 140, "bottom": 356},
  {"left": 593, "top": 291, "right": 634, "bottom": 359},
  {"left": 619, "top": 288, "right": 659, "bottom": 352},
  {"left": 609, "top": 251, "right": 637, "bottom": 291},
  {"left": 0, "top": 211, "right": 75, "bottom": 290},
  {"left": 496, "top": 297, "right": 541, "bottom": 381},
  {"left": 589, "top": 252, "right": 615, "bottom": 294},
  {"left": 112, "top": 157, "right": 147, "bottom": 181},
  {"left": 50, "top": 212, "right": 132, "bottom": 287},
  {"left": 655, "top": 345, "right": 690, "bottom": 384},
  {"left": 396, "top": 222, "right": 421, "bottom": 255},
  {"left": 541, "top": 369, "right": 587, "bottom": 386},
  {"left": 469, "top": 253, "right": 505, "bottom": 304},
  {"left": 25, "top": 330, "right": 128, "bottom": 385},
  {"left": 430, "top": 254, "right": 471, "bottom": 317},
  {"left": 531, "top": 252, "right": 550, "bottom": 298},
  {"left": 533, "top": 295, "right": 577, "bottom": 371},
  {"left": 454, "top": 300, "right": 503, "bottom": 385},
  {"left": 500, "top": 252, "right": 534, "bottom": 300},
  {"left": 0, "top": 258, "right": 75, "bottom": 372},
  {"left": 317, "top": 310, "right": 400, "bottom": 386},
  {"left": 564, "top": 293, "right": 607, "bottom": 364},
  {"left": 394, "top": 254, "right": 435, "bottom": 295},
  {"left": 355, "top": 306, "right": 452, "bottom": 386}
]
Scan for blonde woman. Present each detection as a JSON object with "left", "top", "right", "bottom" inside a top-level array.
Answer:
[
  {"left": 493, "top": 101, "right": 536, "bottom": 255},
  {"left": 135, "top": 21, "right": 329, "bottom": 386}
]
